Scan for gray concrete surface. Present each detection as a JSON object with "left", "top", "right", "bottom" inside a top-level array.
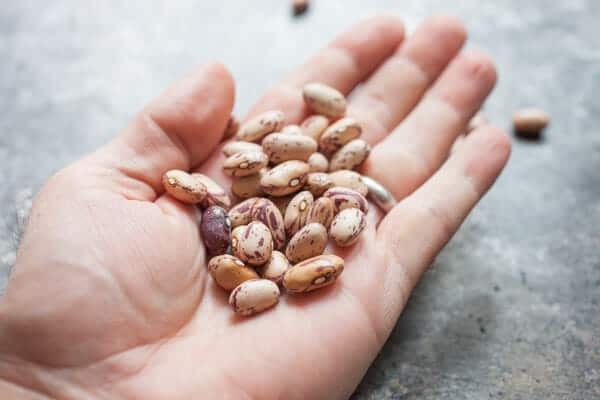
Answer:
[{"left": 1, "top": 1, "right": 599, "bottom": 398}]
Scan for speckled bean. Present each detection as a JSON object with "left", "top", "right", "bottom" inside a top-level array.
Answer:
[
  {"left": 232, "top": 221, "right": 273, "bottom": 266},
  {"left": 283, "top": 254, "right": 344, "bottom": 293},
  {"left": 284, "top": 191, "right": 314, "bottom": 237},
  {"left": 285, "top": 223, "right": 328, "bottom": 264},
  {"left": 307, "top": 152, "right": 329, "bottom": 173},
  {"left": 300, "top": 115, "right": 329, "bottom": 142},
  {"left": 328, "top": 170, "right": 368, "bottom": 197},
  {"left": 228, "top": 198, "right": 258, "bottom": 228},
  {"left": 200, "top": 206, "right": 232, "bottom": 257},
  {"left": 306, "top": 197, "right": 334, "bottom": 229},
  {"left": 262, "top": 133, "right": 317, "bottom": 163},
  {"left": 323, "top": 186, "right": 369, "bottom": 214},
  {"left": 192, "top": 173, "right": 232, "bottom": 210},
  {"left": 223, "top": 151, "right": 268, "bottom": 177},
  {"left": 257, "top": 251, "right": 290, "bottom": 284},
  {"left": 260, "top": 160, "right": 310, "bottom": 196},
  {"left": 162, "top": 169, "right": 207, "bottom": 204},
  {"left": 302, "top": 83, "right": 346, "bottom": 118},
  {"left": 250, "top": 198, "right": 286, "bottom": 250},
  {"left": 208, "top": 254, "right": 259, "bottom": 291},
  {"left": 230, "top": 225, "right": 246, "bottom": 256},
  {"left": 329, "top": 208, "right": 366, "bottom": 247},
  {"left": 229, "top": 279, "right": 280, "bottom": 316},
  {"left": 222, "top": 141, "right": 263, "bottom": 157},
  {"left": 318, "top": 117, "right": 362, "bottom": 155},
  {"left": 304, "top": 172, "right": 334, "bottom": 196},
  {"left": 237, "top": 110, "right": 285, "bottom": 142},
  {"left": 231, "top": 169, "right": 266, "bottom": 199},
  {"left": 329, "top": 139, "right": 370, "bottom": 171}
]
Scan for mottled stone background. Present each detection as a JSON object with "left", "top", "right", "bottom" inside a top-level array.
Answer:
[{"left": 0, "top": 1, "right": 598, "bottom": 398}]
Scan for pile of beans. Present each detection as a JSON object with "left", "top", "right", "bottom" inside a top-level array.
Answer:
[{"left": 163, "top": 82, "right": 371, "bottom": 316}]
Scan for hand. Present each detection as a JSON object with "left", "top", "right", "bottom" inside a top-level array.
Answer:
[{"left": 0, "top": 15, "right": 510, "bottom": 399}]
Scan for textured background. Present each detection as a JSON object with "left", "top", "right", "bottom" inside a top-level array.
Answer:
[{"left": 1, "top": 1, "right": 599, "bottom": 399}]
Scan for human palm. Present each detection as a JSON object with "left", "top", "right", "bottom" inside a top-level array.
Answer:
[{"left": 0, "top": 16, "right": 510, "bottom": 399}]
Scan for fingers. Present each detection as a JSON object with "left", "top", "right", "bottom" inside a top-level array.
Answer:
[
  {"left": 374, "top": 126, "right": 511, "bottom": 335},
  {"left": 90, "top": 62, "right": 235, "bottom": 200},
  {"left": 348, "top": 15, "right": 466, "bottom": 144},
  {"left": 364, "top": 50, "right": 497, "bottom": 199},
  {"left": 246, "top": 15, "right": 405, "bottom": 123}
]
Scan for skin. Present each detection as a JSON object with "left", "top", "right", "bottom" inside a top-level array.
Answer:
[{"left": 0, "top": 15, "right": 510, "bottom": 400}]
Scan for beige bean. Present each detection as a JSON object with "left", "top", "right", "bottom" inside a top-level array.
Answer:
[
  {"left": 285, "top": 223, "right": 328, "bottom": 264},
  {"left": 513, "top": 108, "right": 550, "bottom": 136},
  {"left": 304, "top": 172, "right": 334, "bottom": 196},
  {"left": 306, "top": 197, "right": 334, "bottom": 229},
  {"left": 232, "top": 221, "right": 273, "bottom": 266},
  {"left": 307, "top": 152, "right": 329, "bottom": 173},
  {"left": 318, "top": 117, "right": 362, "bottom": 155},
  {"left": 237, "top": 110, "right": 285, "bottom": 142},
  {"left": 283, "top": 254, "right": 344, "bottom": 293},
  {"left": 222, "top": 115, "right": 239, "bottom": 141},
  {"left": 257, "top": 251, "right": 290, "bottom": 284},
  {"left": 222, "top": 141, "right": 263, "bottom": 157},
  {"left": 262, "top": 133, "right": 317, "bottom": 164},
  {"left": 300, "top": 115, "right": 329, "bottom": 142},
  {"left": 192, "top": 173, "right": 232, "bottom": 210},
  {"left": 302, "top": 83, "right": 346, "bottom": 118},
  {"left": 162, "top": 169, "right": 207, "bottom": 204},
  {"left": 228, "top": 198, "right": 258, "bottom": 228},
  {"left": 223, "top": 151, "right": 268, "bottom": 177},
  {"left": 260, "top": 160, "right": 310, "bottom": 196},
  {"left": 281, "top": 124, "right": 303, "bottom": 135},
  {"left": 323, "top": 186, "right": 369, "bottom": 214},
  {"left": 229, "top": 279, "right": 280, "bottom": 316},
  {"left": 329, "top": 139, "right": 371, "bottom": 171},
  {"left": 466, "top": 111, "right": 487, "bottom": 134},
  {"left": 284, "top": 191, "right": 314, "bottom": 237},
  {"left": 328, "top": 170, "right": 368, "bottom": 197},
  {"left": 329, "top": 208, "right": 366, "bottom": 247},
  {"left": 231, "top": 169, "right": 266, "bottom": 199},
  {"left": 250, "top": 198, "right": 286, "bottom": 250},
  {"left": 208, "top": 255, "right": 259, "bottom": 291}
]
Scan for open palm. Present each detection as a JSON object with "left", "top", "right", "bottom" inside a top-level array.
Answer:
[{"left": 0, "top": 16, "right": 510, "bottom": 399}]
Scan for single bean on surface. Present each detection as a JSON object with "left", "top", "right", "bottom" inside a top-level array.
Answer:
[
  {"left": 302, "top": 82, "right": 346, "bottom": 118},
  {"left": 237, "top": 110, "right": 285, "bottom": 142},
  {"left": 306, "top": 196, "right": 335, "bottom": 229},
  {"left": 208, "top": 254, "right": 259, "bottom": 291},
  {"left": 260, "top": 160, "right": 310, "bottom": 196},
  {"left": 284, "top": 191, "right": 314, "bottom": 237},
  {"left": 283, "top": 254, "right": 344, "bottom": 293},
  {"left": 232, "top": 221, "right": 273, "bottom": 266},
  {"left": 229, "top": 279, "right": 280, "bottom": 316},
  {"left": 200, "top": 206, "right": 232, "bottom": 257},
  {"left": 162, "top": 169, "right": 207, "bottom": 204},
  {"left": 323, "top": 186, "right": 369, "bottom": 214},
  {"left": 328, "top": 170, "right": 368, "bottom": 197},
  {"left": 285, "top": 223, "right": 328, "bottom": 264},
  {"left": 329, "top": 208, "right": 366, "bottom": 247},
  {"left": 223, "top": 151, "right": 268, "bottom": 177},
  {"left": 329, "top": 139, "right": 371, "bottom": 172},
  {"left": 513, "top": 107, "right": 550, "bottom": 137},
  {"left": 257, "top": 250, "right": 290, "bottom": 284}
]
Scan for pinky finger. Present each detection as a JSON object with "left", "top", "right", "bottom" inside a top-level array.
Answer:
[{"left": 375, "top": 126, "right": 511, "bottom": 332}]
